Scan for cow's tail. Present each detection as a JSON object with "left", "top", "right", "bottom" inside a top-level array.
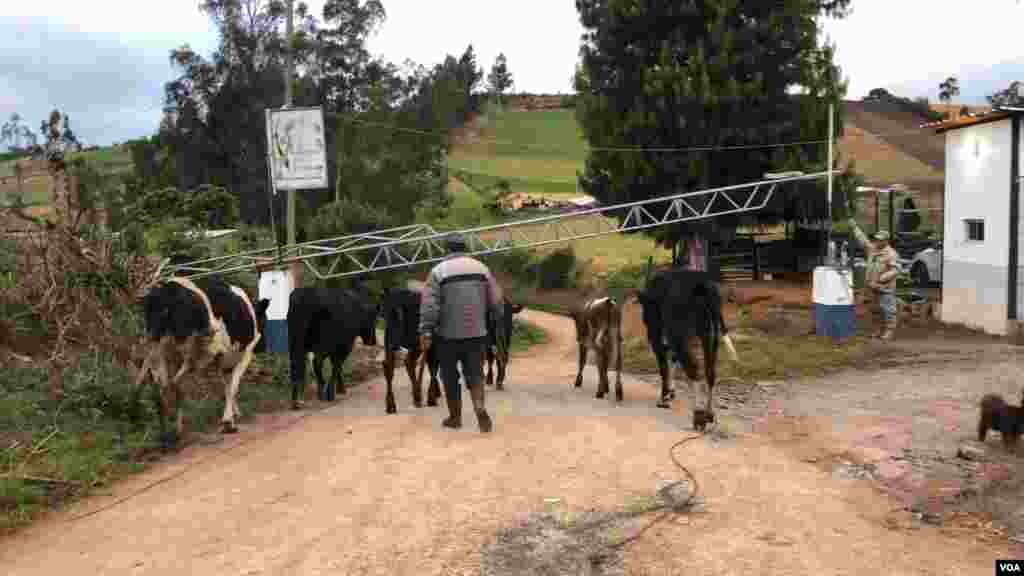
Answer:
[
  {"left": 713, "top": 284, "right": 740, "bottom": 364},
  {"left": 384, "top": 300, "right": 395, "bottom": 353},
  {"left": 703, "top": 283, "right": 739, "bottom": 365},
  {"left": 703, "top": 286, "right": 721, "bottom": 368},
  {"left": 605, "top": 297, "right": 617, "bottom": 351}
]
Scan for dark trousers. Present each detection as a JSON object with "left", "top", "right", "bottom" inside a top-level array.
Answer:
[{"left": 435, "top": 336, "right": 487, "bottom": 416}]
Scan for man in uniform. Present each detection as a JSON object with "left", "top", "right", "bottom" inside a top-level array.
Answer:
[
  {"left": 848, "top": 218, "right": 901, "bottom": 340},
  {"left": 419, "top": 233, "right": 504, "bottom": 433}
]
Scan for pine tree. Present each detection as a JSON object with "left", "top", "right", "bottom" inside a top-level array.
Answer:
[
  {"left": 487, "top": 53, "right": 513, "bottom": 103},
  {"left": 574, "top": 0, "right": 855, "bottom": 252}
]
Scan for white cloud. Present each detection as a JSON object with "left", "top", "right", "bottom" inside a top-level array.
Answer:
[
  {"left": 6, "top": 0, "right": 218, "bottom": 49},
  {"left": 304, "top": 0, "right": 585, "bottom": 93},
  {"left": 4, "top": 0, "right": 1023, "bottom": 146},
  {"left": 821, "top": 0, "right": 1024, "bottom": 100}
]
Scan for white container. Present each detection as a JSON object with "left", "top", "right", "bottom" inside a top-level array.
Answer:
[
  {"left": 259, "top": 269, "right": 295, "bottom": 353},
  {"left": 812, "top": 266, "right": 853, "bottom": 306},
  {"left": 813, "top": 266, "right": 857, "bottom": 340},
  {"left": 259, "top": 269, "right": 294, "bottom": 321}
]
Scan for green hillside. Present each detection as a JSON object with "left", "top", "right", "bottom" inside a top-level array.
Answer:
[
  {"left": 447, "top": 104, "right": 671, "bottom": 272},
  {"left": 448, "top": 107, "right": 589, "bottom": 198}
]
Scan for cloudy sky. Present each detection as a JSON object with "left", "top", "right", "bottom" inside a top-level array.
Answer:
[{"left": 2, "top": 0, "right": 1023, "bottom": 147}]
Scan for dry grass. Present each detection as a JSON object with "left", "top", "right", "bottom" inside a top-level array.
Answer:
[
  {"left": 481, "top": 213, "right": 671, "bottom": 276},
  {"left": 518, "top": 279, "right": 968, "bottom": 383},
  {"left": 619, "top": 303, "right": 890, "bottom": 382},
  {"left": 839, "top": 123, "right": 944, "bottom": 184}
]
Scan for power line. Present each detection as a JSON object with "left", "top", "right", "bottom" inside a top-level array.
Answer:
[
  {"left": 337, "top": 115, "right": 832, "bottom": 153},
  {"left": 336, "top": 114, "right": 942, "bottom": 155}
]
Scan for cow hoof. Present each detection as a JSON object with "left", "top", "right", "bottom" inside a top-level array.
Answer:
[
  {"left": 476, "top": 410, "right": 493, "bottom": 433},
  {"left": 158, "top": 430, "right": 179, "bottom": 449},
  {"left": 221, "top": 421, "right": 238, "bottom": 434},
  {"left": 615, "top": 391, "right": 624, "bottom": 402},
  {"left": 291, "top": 400, "right": 304, "bottom": 411},
  {"left": 574, "top": 378, "right": 582, "bottom": 388},
  {"left": 427, "top": 399, "right": 438, "bottom": 407},
  {"left": 656, "top": 399, "right": 672, "bottom": 409},
  {"left": 496, "top": 383, "right": 504, "bottom": 391},
  {"left": 596, "top": 391, "right": 605, "bottom": 399},
  {"left": 692, "top": 409, "right": 715, "bottom": 432},
  {"left": 386, "top": 399, "right": 397, "bottom": 414},
  {"left": 414, "top": 399, "right": 423, "bottom": 408}
]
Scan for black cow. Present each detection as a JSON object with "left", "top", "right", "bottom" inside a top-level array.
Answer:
[
  {"left": 634, "top": 269, "right": 739, "bottom": 431},
  {"left": 136, "top": 276, "right": 270, "bottom": 445},
  {"left": 287, "top": 286, "right": 380, "bottom": 408},
  {"left": 485, "top": 300, "right": 524, "bottom": 390},
  {"left": 382, "top": 282, "right": 441, "bottom": 414}
]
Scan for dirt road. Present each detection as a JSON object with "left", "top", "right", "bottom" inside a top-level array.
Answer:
[{"left": 1, "top": 310, "right": 1020, "bottom": 575}]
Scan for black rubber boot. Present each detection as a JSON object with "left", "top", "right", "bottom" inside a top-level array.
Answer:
[
  {"left": 443, "top": 395, "right": 462, "bottom": 429},
  {"left": 443, "top": 378, "right": 462, "bottom": 429},
  {"left": 476, "top": 409, "right": 493, "bottom": 433}
]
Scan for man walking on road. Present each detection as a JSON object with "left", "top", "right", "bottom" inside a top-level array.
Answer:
[
  {"left": 848, "top": 218, "right": 902, "bottom": 340},
  {"left": 419, "top": 233, "right": 504, "bottom": 433}
]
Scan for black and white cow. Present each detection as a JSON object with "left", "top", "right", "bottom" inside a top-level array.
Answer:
[
  {"left": 634, "top": 269, "right": 739, "bottom": 431},
  {"left": 137, "top": 276, "right": 270, "bottom": 445},
  {"left": 484, "top": 300, "right": 524, "bottom": 390},
  {"left": 572, "top": 295, "right": 623, "bottom": 401},
  {"left": 287, "top": 286, "right": 380, "bottom": 408},
  {"left": 382, "top": 282, "right": 441, "bottom": 414}
]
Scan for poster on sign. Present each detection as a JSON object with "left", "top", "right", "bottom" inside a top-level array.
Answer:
[{"left": 265, "top": 106, "right": 328, "bottom": 191}]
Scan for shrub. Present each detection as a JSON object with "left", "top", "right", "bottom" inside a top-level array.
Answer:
[
  {"left": 127, "top": 184, "right": 239, "bottom": 230},
  {"left": 536, "top": 245, "right": 577, "bottom": 290},
  {"left": 307, "top": 198, "right": 412, "bottom": 292},
  {"left": 488, "top": 247, "right": 535, "bottom": 281},
  {"left": 309, "top": 197, "right": 394, "bottom": 240}
]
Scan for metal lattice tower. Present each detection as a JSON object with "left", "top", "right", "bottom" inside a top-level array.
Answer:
[{"left": 164, "top": 170, "right": 832, "bottom": 281}]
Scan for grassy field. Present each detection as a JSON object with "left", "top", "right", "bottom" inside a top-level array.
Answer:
[
  {"left": 0, "top": 174, "right": 50, "bottom": 206},
  {"left": 447, "top": 105, "right": 672, "bottom": 275},
  {"left": 0, "top": 147, "right": 133, "bottom": 207},
  {"left": 69, "top": 146, "right": 134, "bottom": 176},
  {"left": 449, "top": 107, "right": 588, "bottom": 199}
]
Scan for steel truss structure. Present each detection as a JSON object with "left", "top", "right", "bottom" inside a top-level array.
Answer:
[{"left": 163, "top": 171, "right": 833, "bottom": 281}]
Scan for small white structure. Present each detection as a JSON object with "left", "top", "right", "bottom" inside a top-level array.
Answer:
[{"left": 929, "top": 107, "right": 1024, "bottom": 336}]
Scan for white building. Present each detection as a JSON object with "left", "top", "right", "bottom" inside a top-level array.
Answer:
[{"left": 930, "top": 107, "right": 1024, "bottom": 336}]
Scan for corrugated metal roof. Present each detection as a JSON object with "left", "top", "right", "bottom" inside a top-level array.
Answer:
[{"left": 922, "top": 107, "right": 1023, "bottom": 133}]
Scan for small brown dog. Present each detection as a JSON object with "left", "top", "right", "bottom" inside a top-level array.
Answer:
[{"left": 977, "top": 392, "right": 1024, "bottom": 451}]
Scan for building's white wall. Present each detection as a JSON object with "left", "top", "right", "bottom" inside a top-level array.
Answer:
[
  {"left": 1017, "top": 118, "right": 1024, "bottom": 316},
  {"left": 943, "top": 119, "right": 1012, "bottom": 268},
  {"left": 942, "top": 261, "right": 1008, "bottom": 334},
  {"left": 942, "top": 118, "right": 1013, "bottom": 335}
]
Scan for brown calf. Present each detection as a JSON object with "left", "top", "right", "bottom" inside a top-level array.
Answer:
[{"left": 572, "top": 296, "right": 624, "bottom": 402}]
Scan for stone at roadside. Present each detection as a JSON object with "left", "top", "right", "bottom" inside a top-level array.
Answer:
[{"left": 956, "top": 444, "right": 985, "bottom": 462}]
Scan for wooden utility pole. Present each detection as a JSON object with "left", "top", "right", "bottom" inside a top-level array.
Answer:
[
  {"left": 888, "top": 187, "right": 895, "bottom": 238},
  {"left": 283, "top": 0, "right": 304, "bottom": 287},
  {"left": 823, "top": 101, "right": 834, "bottom": 264},
  {"left": 874, "top": 191, "right": 880, "bottom": 233}
]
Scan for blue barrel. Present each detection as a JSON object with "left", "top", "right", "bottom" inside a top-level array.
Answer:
[
  {"left": 813, "top": 266, "right": 856, "bottom": 340},
  {"left": 259, "top": 270, "right": 294, "bottom": 353}
]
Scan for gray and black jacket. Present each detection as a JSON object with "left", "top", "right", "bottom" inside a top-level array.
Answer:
[{"left": 419, "top": 254, "right": 504, "bottom": 340}]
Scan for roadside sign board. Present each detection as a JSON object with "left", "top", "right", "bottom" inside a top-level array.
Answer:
[{"left": 265, "top": 106, "right": 328, "bottom": 191}]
